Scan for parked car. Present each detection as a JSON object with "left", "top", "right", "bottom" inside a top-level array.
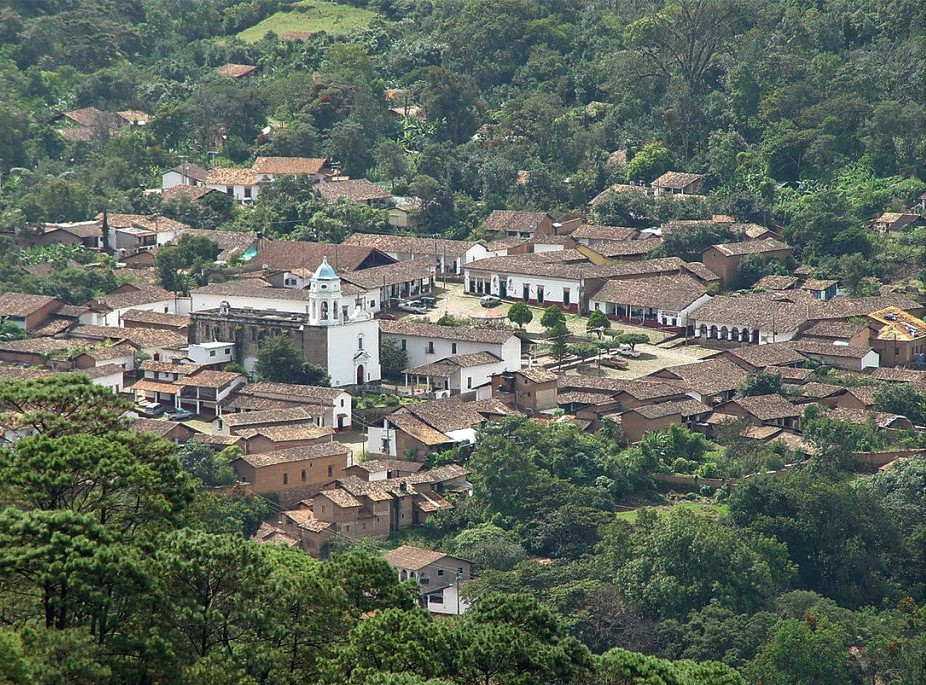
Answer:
[
  {"left": 399, "top": 300, "right": 429, "bottom": 314},
  {"left": 618, "top": 344, "right": 641, "bottom": 358},
  {"left": 419, "top": 295, "right": 437, "bottom": 308},
  {"left": 136, "top": 401, "right": 165, "bottom": 418},
  {"left": 165, "top": 408, "right": 194, "bottom": 421},
  {"left": 374, "top": 312, "right": 397, "bottom": 320},
  {"left": 480, "top": 295, "right": 502, "bottom": 307}
]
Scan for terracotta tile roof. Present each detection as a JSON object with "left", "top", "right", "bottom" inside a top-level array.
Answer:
[
  {"left": 90, "top": 284, "right": 175, "bottom": 311},
  {"left": 128, "top": 418, "right": 180, "bottom": 437},
  {"left": 682, "top": 261, "right": 721, "bottom": 283},
  {"left": 466, "top": 254, "right": 693, "bottom": 281},
  {"left": 316, "top": 179, "right": 390, "bottom": 203},
  {"left": 655, "top": 358, "right": 748, "bottom": 397},
  {"left": 61, "top": 107, "right": 112, "bottom": 127},
  {"left": 0, "top": 365, "right": 52, "bottom": 381},
  {"left": 120, "top": 309, "right": 189, "bottom": 328},
  {"left": 104, "top": 213, "right": 191, "bottom": 233},
  {"left": 253, "top": 522, "right": 300, "bottom": 547},
  {"left": 225, "top": 395, "right": 294, "bottom": 412},
  {"left": 206, "top": 168, "right": 257, "bottom": 186},
  {"left": 79, "top": 363, "right": 125, "bottom": 380},
  {"left": 169, "top": 163, "right": 208, "bottom": 182},
  {"left": 723, "top": 343, "right": 807, "bottom": 370},
  {"left": 239, "top": 382, "right": 345, "bottom": 403},
  {"left": 485, "top": 210, "right": 549, "bottom": 233},
  {"left": 236, "top": 441, "right": 348, "bottom": 468},
  {"left": 755, "top": 275, "right": 799, "bottom": 291},
  {"left": 350, "top": 459, "right": 424, "bottom": 474},
  {"left": 800, "top": 320, "right": 866, "bottom": 340},
  {"left": 131, "top": 379, "right": 181, "bottom": 394},
  {"left": 631, "top": 399, "right": 711, "bottom": 419},
  {"left": 340, "top": 257, "right": 435, "bottom": 290},
  {"left": 383, "top": 545, "right": 455, "bottom": 571},
  {"left": 401, "top": 397, "right": 518, "bottom": 434},
  {"left": 801, "top": 382, "right": 844, "bottom": 399},
  {"left": 826, "top": 407, "right": 912, "bottom": 429},
  {"left": 801, "top": 279, "right": 838, "bottom": 291},
  {"left": 730, "top": 223, "right": 774, "bottom": 239},
  {"left": 191, "top": 280, "right": 311, "bottom": 301},
  {"left": 215, "top": 63, "right": 258, "bottom": 78},
  {"left": 283, "top": 508, "right": 332, "bottom": 533},
  {"left": 380, "top": 320, "right": 516, "bottom": 344},
  {"left": 0, "top": 293, "right": 60, "bottom": 318},
  {"left": 177, "top": 370, "right": 243, "bottom": 389},
  {"left": 790, "top": 340, "right": 874, "bottom": 360},
  {"left": 515, "top": 366, "right": 558, "bottom": 383},
  {"left": 70, "top": 325, "right": 187, "bottom": 350},
  {"left": 589, "top": 274, "right": 707, "bottom": 312},
  {"left": 254, "top": 240, "right": 394, "bottom": 272},
  {"left": 221, "top": 406, "right": 318, "bottom": 428},
  {"left": 731, "top": 394, "right": 800, "bottom": 420},
  {"left": 252, "top": 156, "right": 327, "bottom": 175},
  {"left": 77, "top": 342, "right": 137, "bottom": 361},
  {"left": 868, "top": 368, "right": 926, "bottom": 383},
  {"left": 708, "top": 237, "right": 791, "bottom": 257},
  {"left": 404, "top": 352, "right": 502, "bottom": 376},
  {"left": 237, "top": 424, "right": 335, "bottom": 443},
  {"left": 845, "top": 385, "right": 877, "bottom": 406},
  {"left": 593, "top": 237, "right": 662, "bottom": 257},
  {"left": 191, "top": 433, "right": 244, "bottom": 447},
  {"left": 652, "top": 171, "right": 704, "bottom": 190},
  {"left": 343, "top": 232, "right": 480, "bottom": 257},
  {"left": 767, "top": 365, "right": 813, "bottom": 383},
  {"left": 556, "top": 375, "right": 683, "bottom": 401},
  {"left": 0, "top": 337, "right": 71, "bottom": 354},
  {"left": 161, "top": 185, "right": 216, "bottom": 202},
  {"left": 691, "top": 292, "right": 818, "bottom": 332},
  {"left": 387, "top": 412, "right": 453, "bottom": 446},
  {"left": 557, "top": 391, "right": 609, "bottom": 406},
  {"left": 571, "top": 225, "right": 637, "bottom": 241},
  {"left": 319, "top": 488, "right": 362, "bottom": 508}
]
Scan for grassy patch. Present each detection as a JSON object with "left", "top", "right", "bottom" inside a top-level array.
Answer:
[
  {"left": 615, "top": 500, "right": 727, "bottom": 523},
  {"left": 237, "top": 0, "right": 378, "bottom": 43}
]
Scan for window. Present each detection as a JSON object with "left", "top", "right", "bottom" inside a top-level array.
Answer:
[
  {"left": 370, "top": 300, "right": 376, "bottom": 308},
  {"left": 428, "top": 594, "right": 443, "bottom": 604},
  {"left": 321, "top": 301, "right": 329, "bottom": 320},
  {"left": 243, "top": 186, "right": 252, "bottom": 199},
  {"left": 225, "top": 348, "right": 230, "bottom": 354},
  {"left": 451, "top": 343, "right": 457, "bottom": 354},
  {"left": 251, "top": 327, "right": 258, "bottom": 342},
  {"left": 427, "top": 341, "right": 434, "bottom": 354},
  {"left": 340, "top": 399, "right": 345, "bottom": 407},
  {"left": 283, "top": 473, "right": 288, "bottom": 485},
  {"left": 226, "top": 186, "right": 233, "bottom": 195},
  {"left": 400, "top": 339, "right": 406, "bottom": 351},
  {"left": 358, "top": 335, "right": 364, "bottom": 350},
  {"left": 301, "top": 469, "right": 306, "bottom": 482},
  {"left": 467, "top": 377, "right": 472, "bottom": 389},
  {"left": 209, "top": 350, "right": 216, "bottom": 357},
  {"left": 437, "top": 569, "right": 444, "bottom": 576},
  {"left": 327, "top": 465, "right": 333, "bottom": 477}
]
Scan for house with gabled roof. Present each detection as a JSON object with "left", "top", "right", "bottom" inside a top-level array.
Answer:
[
  {"left": 380, "top": 320, "right": 521, "bottom": 373},
  {"left": 649, "top": 358, "right": 749, "bottom": 404},
  {"left": 252, "top": 156, "right": 330, "bottom": 182},
  {"left": 0, "top": 293, "right": 62, "bottom": 332},
  {"left": 701, "top": 238, "right": 792, "bottom": 287},
  {"left": 587, "top": 274, "right": 711, "bottom": 328},
  {"left": 620, "top": 399, "right": 712, "bottom": 442},
  {"left": 316, "top": 179, "right": 391, "bottom": 207},
  {"left": 162, "top": 162, "right": 208, "bottom": 190},
  {"left": 866, "top": 212, "right": 924, "bottom": 237},
  {"left": 383, "top": 545, "right": 472, "bottom": 615},
  {"left": 216, "top": 63, "right": 258, "bottom": 79},
  {"left": 651, "top": 171, "right": 705, "bottom": 196},
  {"left": 231, "top": 442, "right": 350, "bottom": 507},
  {"left": 205, "top": 167, "right": 260, "bottom": 203},
  {"left": 343, "top": 232, "right": 488, "bottom": 275},
  {"left": 403, "top": 352, "right": 507, "bottom": 394},
  {"left": 718, "top": 394, "right": 802, "bottom": 430}
]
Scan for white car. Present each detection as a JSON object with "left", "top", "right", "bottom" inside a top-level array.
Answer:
[
  {"left": 398, "top": 300, "right": 429, "bottom": 314},
  {"left": 618, "top": 344, "right": 641, "bottom": 358},
  {"left": 480, "top": 295, "right": 502, "bottom": 307}
]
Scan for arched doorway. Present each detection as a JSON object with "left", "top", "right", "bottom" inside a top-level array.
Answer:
[{"left": 356, "top": 365, "right": 365, "bottom": 385}]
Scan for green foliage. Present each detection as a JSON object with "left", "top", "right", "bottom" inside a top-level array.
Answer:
[
  {"left": 873, "top": 382, "right": 926, "bottom": 426},
  {"left": 617, "top": 332, "right": 649, "bottom": 349},
  {"left": 608, "top": 507, "right": 793, "bottom": 619},
  {"left": 586, "top": 309, "right": 610, "bottom": 335},
  {"left": 379, "top": 337, "right": 408, "bottom": 378},
  {"left": 626, "top": 143, "right": 672, "bottom": 183},
  {"left": 540, "top": 305, "right": 566, "bottom": 330},
  {"left": 507, "top": 301, "right": 533, "bottom": 329},
  {"left": 155, "top": 234, "right": 220, "bottom": 294},
  {"left": 595, "top": 647, "right": 746, "bottom": 685},
  {"left": 746, "top": 616, "right": 856, "bottom": 685},
  {"left": 737, "top": 371, "right": 783, "bottom": 398},
  {"left": 177, "top": 443, "right": 237, "bottom": 487},
  {"left": 255, "top": 334, "right": 331, "bottom": 386}
]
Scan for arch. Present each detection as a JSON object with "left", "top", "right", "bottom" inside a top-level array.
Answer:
[
  {"left": 751, "top": 329, "right": 760, "bottom": 343},
  {"left": 699, "top": 324, "right": 708, "bottom": 338},
  {"left": 709, "top": 325, "right": 718, "bottom": 339},
  {"left": 731, "top": 327, "right": 739, "bottom": 341},
  {"left": 720, "top": 326, "right": 729, "bottom": 340},
  {"left": 741, "top": 328, "right": 750, "bottom": 342},
  {"left": 321, "top": 301, "right": 329, "bottom": 320},
  {"left": 356, "top": 364, "right": 365, "bottom": 385}
]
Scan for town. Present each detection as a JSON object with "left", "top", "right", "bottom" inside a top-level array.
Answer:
[{"left": 1, "top": 1, "right": 925, "bottom": 682}]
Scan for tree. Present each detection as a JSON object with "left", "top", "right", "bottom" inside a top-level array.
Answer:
[
  {"left": 873, "top": 382, "right": 926, "bottom": 426},
  {"left": 379, "top": 337, "right": 408, "bottom": 378},
  {"left": 587, "top": 310, "right": 611, "bottom": 337},
  {"left": 450, "top": 524, "right": 527, "bottom": 571},
  {"left": 177, "top": 443, "right": 236, "bottom": 487},
  {"left": 611, "top": 508, "right": 793, "bottom": 619},
  {"left": 746, "top": 616, "right": 855, "bottom": 685},
  {"left": 540, "top": 305, "right": 566, "bottom": 330},
  {"left": 156, "top": 234, "right": 220, "bottom": 294},
  {"left": 596, "top": 647, "right": 746, "bottom": 685},
  {"left": 617, "top": 333, "right": 649, "bottom": 350},
  {"left": 737, "top": 371, "right": 783, "bottom": 398},
  {"left": 254, "top": 335, "right": 331, "bottom": 386},
  {"left": 0, "top": 317, "right": 26, "bottom": 341},
  {"left": 626, "top": 142, "right": 673, "bottom": 183},
  {"left": 548, "top": 321, "right": 570, "bottom": 369},
  {"left": 507, "top": 301, "right": 533, "bottom": 329}
]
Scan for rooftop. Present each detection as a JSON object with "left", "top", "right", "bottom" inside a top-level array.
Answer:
[
  {"left": 707, "top": 237, "right": 791, "bottom": 257},
  {"left": 589, "top": 274, "right": 707, "bottom": 312},
  {"left": 652, "top": 171, "right": 704, "bottom": 189},
  {"left": 343, "top": 232, "right": 480, "bottom": 257},
  {"left": 236, "top": 442, "right": 348, "bottom": 468},
  {"left": 252, "top": 156, "right": 328, "bottom": 176},
  {"left": 177, "top": 370, "right": 244, "bottom": 389},
  {"left": 0, "top": 292, "right": 59, "bottom": 317},
  {"left": 485, "top": 210, "right": 549, "bottom": 233},
  {"left": 730, "top": 393, "right": 800, "bottom": 420},
  {"left": 380, "top": 320, "right": 516, "bottom": 344},
  {"left": 315, "top": 179, "right": 390, "bottom": 204},
  {"left": 383, "top": 545, "right": 463, "bottom": 571}
]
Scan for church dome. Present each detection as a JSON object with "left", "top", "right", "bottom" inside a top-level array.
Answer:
[{"left": 312, "top": 256, "right": 339, "bottom": 280}]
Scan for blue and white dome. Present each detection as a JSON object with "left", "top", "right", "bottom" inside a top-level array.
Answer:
[{"left": 313, "top": 256, "right": 339, "bottom": 280}]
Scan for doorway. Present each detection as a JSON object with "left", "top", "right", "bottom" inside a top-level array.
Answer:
[{"left": 356, "top": 365, "right": 364, "bottom": 384}]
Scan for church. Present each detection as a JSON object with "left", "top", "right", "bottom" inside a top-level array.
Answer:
[{"left": 188, "top": 257, "right": 382, "bottom": 387}]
